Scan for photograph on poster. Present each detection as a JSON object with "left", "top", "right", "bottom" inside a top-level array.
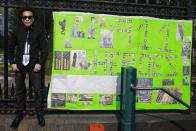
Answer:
[
  {"left": 71, "top": 50, "right": 91, "bottom": 70},
  {"left": 99, "top": 95, "right": 113, "bottom": 105},
  {"left": 54, "top": 51, "right": 62, "bottom": 70},
  {"left": 59, "top": 19, "right": 66, "bottom": 35},
  {"left": 100, "top": 29, "right": 114, "bottom": 48},
  {"left": 176, "top": 24, "right": 184, "bottom": 41},
  {"left": 88, "top": 26, "right": 95, "bottom": 39},
  {"left": 183, "top": 66, "right": 190, "bottom": 76},
  {"left": 79, "top": 94, "right": 93, "bottom": 101},
  {"left": 162, "top": 79, "right": 174, "bottom": 86},
  {"left": 51, "top": 93, "right": 66, "bottom": 107},
  {"left": 182, "top": 42, "right": 191, "bottom": 58},
  {"left": 63, "top": 51, "right": 70, "bottom": 70},
  {"left": 137, "top": 90, "right": 152, "bottom": 103},
  {"left": 65, "top": 38, "right": 72, "bottom": 48},
  {"left": 183, "top": 77, "right": 189, "bottom": 86},
  {"left": 67, "top": 94, "right": 77, "bottom": 103},
  {"left": 156, "top": 88, "right": 182, "bottom": 104}
]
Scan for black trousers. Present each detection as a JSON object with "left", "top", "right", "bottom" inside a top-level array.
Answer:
[{"left": 15, "top": 68, "right": 44, "bottom": 114}]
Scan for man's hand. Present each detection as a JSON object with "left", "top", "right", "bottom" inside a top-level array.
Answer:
[
  {"left": 33, "top": 64, "right": 41, "bottom": 72},
  {"left": 11, "top": 64, "right": 20, "bottom": 72}
]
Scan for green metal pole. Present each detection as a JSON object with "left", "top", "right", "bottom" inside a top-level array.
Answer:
[{"left": 120, "top": 67, "right": 137, "bottom": 131}]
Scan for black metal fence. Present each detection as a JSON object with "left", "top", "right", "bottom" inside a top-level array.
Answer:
[
  {"left": 0, "top": 0, "right": 196, "bottom": 18},
  {"left": 0, "top": 0, "right": 196, "bottom": 114}
]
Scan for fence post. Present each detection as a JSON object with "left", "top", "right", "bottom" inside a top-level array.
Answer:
[
  {"left": 4, "top": 1, "right": 9, "bottom": 114},
  {"left": 0, "top": 83, "right": 2, "bottom": 99},
  {"left": 120, "top": 67, "right": 137, "bottom": 131}
]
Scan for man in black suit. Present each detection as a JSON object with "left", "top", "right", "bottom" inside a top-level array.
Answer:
[{"left": 8, "top": 8, "right": 48, "bottom": 129}]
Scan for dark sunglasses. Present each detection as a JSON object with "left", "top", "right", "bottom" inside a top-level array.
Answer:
[{"left": 22, "top": 16, "right": 33, "bottom": 20}]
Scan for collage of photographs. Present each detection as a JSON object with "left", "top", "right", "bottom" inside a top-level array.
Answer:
[
  {"left": 50, "top": 13, "right": 192, "bottom": 109},
  {"left": 51, "top": 93, "right": 116, "bottom": 108}
]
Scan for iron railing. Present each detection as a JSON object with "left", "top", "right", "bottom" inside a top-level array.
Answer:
[
  {"left": 0, "top": 0, "right": 196, "bottom": 114},
  {"left": 0, "top": 0, "right": 195, "bottom": 18}
]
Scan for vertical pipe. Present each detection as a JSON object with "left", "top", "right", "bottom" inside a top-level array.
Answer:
[
  {"left": 176, "top": 0, "right": 180, "bottom": 7},
  {"left": 4, "top": 1, "right": 8, "bottom": 100},
  {"left": 156, "top": 0, "right": 159, "bottom": 5},
  {"left": 120, "top": 67, "right": 136, "bottom": 131},
  {"left": 194, "top": 48, "right": 195, "bottom": 61},
  {"left": 26, "top": 0, "right": 30, "bottom": 7},
  {"left": 187, "top": 0, "right": 194, "bottom": 18},
  {"left": 0, "top": 83, "right": 2, "bottom": 99}
]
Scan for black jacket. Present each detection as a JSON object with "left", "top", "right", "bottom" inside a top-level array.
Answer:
[{"left": 8, "top": 23, "right": 49, "bottom": 70}]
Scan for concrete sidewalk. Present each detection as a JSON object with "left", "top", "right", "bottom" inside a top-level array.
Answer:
[{"left": 0, "top": 112, "right": 196, "bottom": 131}]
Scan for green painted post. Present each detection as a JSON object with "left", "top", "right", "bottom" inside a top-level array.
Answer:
[{"left": 120, "top": 67, "right": 137, "bottom": 131}]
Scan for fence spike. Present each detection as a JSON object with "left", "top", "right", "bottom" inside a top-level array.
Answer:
[
  {"left": 45, "top": 83, "right": 50, "bottom": 97},
  {"left": 0, "top": 83, "right": 2, "bottom": 99},
  {"left": 10, "top": 83, "right": 15, "bottom": 98}
]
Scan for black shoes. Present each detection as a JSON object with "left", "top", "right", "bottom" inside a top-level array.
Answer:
[
  {"left": 11, "top": 113, "right": 24, "bottom": 129},
  {"left": 37, "top": 113, "right": 45, "bottom": 127},
  {"left": 11, "top": 112, "right": 45, "bottom": 129}
]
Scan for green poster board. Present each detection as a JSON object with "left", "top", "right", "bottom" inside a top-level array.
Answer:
[{"left": 47, "top": 12, "right": 192, "bottom": 110}]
